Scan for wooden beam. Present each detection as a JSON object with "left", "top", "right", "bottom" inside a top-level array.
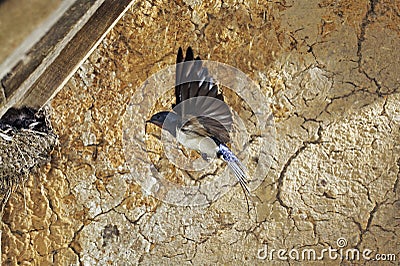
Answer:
[{"left": 0, "top": 0, "right": 135, "bottom": 117}]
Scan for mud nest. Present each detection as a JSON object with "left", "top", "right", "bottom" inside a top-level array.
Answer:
[{"left": 0, "top": 106, "right": 58, "bottom": 214}]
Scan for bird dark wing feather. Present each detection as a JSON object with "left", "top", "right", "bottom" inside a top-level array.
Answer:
[
  {"left": 180, "top": 117, "right": 210, "bottom": 137},
  {"left": 175, "top": 47, "right": 224, "bottom": 104},
  {"left": 175, "top": 47, "right": 184, "bottom": 105},
  {"left": 174, "top": 47, "right": 233, "bottom": 142},
  {"left": 197, "top": 116, "right": 231, "bottom": 143},
  {"left": 180, "top": 116, "right": 230, "bottom": 143}
]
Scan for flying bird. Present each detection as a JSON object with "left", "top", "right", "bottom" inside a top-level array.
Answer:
[{"left": 147, "top": 47, "right": 251, "bottom": 200}]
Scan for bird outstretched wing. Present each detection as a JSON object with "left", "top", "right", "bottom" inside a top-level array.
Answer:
[{"left": 174, "top": 47, "right": 233, "bottom": 143}]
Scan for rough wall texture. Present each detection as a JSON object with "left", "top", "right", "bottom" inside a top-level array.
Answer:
[{"left": 2, "top": 0, "right": 399, "bottom": 265}]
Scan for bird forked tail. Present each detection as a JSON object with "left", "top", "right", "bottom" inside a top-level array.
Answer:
[{"left": 217, "top": 144, "right": 251, "bottom": 197}]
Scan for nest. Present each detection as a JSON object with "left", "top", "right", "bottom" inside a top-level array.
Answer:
[{"left": 0, "top": 106, "right": 58, "bottom": 215}]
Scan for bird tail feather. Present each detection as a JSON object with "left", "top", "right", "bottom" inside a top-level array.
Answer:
[
  {"left": 226, "top": 157, "right": 251, "bottom": 196},
  {"left": 218, "top": 144, "right": 251, "bottom": 196}
]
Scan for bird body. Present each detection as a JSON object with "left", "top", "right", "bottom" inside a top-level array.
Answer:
[
  {"left": 148, "top": 47, "right": 250, "bottom": 197},
  {"left": 176, "top": 119, "right": 219, "bottom": 160}
]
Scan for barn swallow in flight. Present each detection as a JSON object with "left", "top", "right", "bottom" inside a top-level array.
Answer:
[{"left": 147, "top": 47, "right": 250, "bottom": 199}]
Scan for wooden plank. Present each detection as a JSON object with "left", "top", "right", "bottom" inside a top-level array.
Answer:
[
  {"left": 0, "top": 0, "right": 135, "bottom": 117},
  {"left": 0, "top": 0, "right": 103, "bottom": 116},
  {"left": 0, "top": 1, "right": 77, "bottom": 86},
  {"left": 1, "top": 0, "right": 100, "bottom": 100}
]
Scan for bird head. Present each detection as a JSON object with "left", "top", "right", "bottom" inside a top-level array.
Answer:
[
  {"left": 147, "top": 111, "right": 170, "bottom": 128},
  {"left": 147, "top": 111, "right": 178, "bottom": 136}
]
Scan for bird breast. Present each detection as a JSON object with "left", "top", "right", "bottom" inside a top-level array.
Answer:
[{"left": 176, "top": 128, "right": 219, "bottom": 158}]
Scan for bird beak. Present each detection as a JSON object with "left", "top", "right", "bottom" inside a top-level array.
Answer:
[{"left": 146, "top": 118, "right": 162, "bottom": 128}]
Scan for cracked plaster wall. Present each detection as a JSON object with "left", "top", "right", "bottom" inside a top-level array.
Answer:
[{"left": 1, "top": 0, "right": 399, "bottom": 265}]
